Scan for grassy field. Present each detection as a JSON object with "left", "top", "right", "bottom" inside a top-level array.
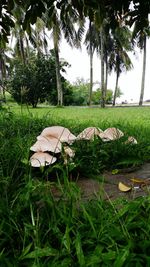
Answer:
[
  {"left": 1, "top": 105, "right": 150, "bottom": 266},
  {"left": 7, "top": 104, "right": 150, "bottom": 134}
]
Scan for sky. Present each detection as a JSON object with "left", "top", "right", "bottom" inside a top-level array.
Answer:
[{"left": 59, "top": 37, "right": 150, "bottom": 103}]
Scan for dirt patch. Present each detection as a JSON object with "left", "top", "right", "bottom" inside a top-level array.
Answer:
[
  {"left": 51, "top": 163, "right": 150, "bottom": 201},
  {"left": 76, "top": 163, "right": 150, "bottom": 201}
]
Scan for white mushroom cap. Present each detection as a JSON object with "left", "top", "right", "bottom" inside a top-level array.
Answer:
[
  {"left": 36, "top": 135, "right": 62, "bottom": 153},
  {"left": 76, "top": 127, "right": 103, "bottom": 140},
  {"left": 125, "top": 136, "right": 138, "bottom": 144},
  {"left": 30, "top": 138, "right": 61, "bottom": 153},
  {"left": 99, "top": 127, "right": 124, "bottom": 141},
  {"left": 30, "top": 152, "right": 57, "bottom": 167},
  {"left": 40, "top": 126, "right": 76, "bottom": 144}
]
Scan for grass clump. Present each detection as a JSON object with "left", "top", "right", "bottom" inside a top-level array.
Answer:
[
  {"left": 0, "top": 106, "right": 150, "bottom": 266},
  {"left": 0, "top": 174, "right": 150, "bottom": 266}
]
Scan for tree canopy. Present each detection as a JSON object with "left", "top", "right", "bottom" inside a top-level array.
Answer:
[
  {"left": 8, "top": 51, "right": 72, "bottom": 107},
  {"left": 1, "top": 0, "right": 150, "bottom": 107},
  {"left": 1, "top": 0, "right": 150, "bottom": 46}
]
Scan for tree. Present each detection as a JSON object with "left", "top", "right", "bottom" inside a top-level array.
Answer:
[
  {"left": 85, "top": 20, "right": 93, "bottom": 106},
  {"left": 92, "top": 87, "right": 123, "bottom": 105},
  {"left": 92, "top": 88, "right": 112, "bottom": 105},
  {"left": 1, "top": 0, "right": 150, "bottom": 47},
  {"left": 107, "top": 26, "right": 133, "bottom": 106},
  {"left": 83, "top": 6, "right": 98, "bottom": 107},
  {"left": 8, "top": 52, "right": 70, "bottom": 107},
  {"left": 11, "top": 5, "right": 29, "bottom": 65},
  {"left": 0, "top": 47, "right": 7, "bottom": 101},
  {"left": 127, "top": 1, "right": 150, "bottom": 105},
  {"left": 45, "top": 2, "right": 80, "bottom": 106},
  {"left": 0, "top": 44, "right": 12, "bottom": 102},
  {"left": 132, "top": 19, "right": 150, "bottom": 106},
  {"left": 70, "top": 78, "right": 89, "bottom": 106},
  {"left": 100, "top": 24, "right": 105, "bottom": 108},
  {"left": 139, "top": 35, "right": 147, "bottom": 106}
]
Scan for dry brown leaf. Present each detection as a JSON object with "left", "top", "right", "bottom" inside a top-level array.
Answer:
[
  {"left": 118, "top": 182, "right": 132, "bottom": 192},
  {"left": 130, "top": 178, "right": 145, "bottom": 184}
]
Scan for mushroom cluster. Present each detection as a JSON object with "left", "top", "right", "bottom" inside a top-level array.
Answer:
[
  {"left": 30, "top": 126, "right": 76, "bottom": 167},
  {"left": 30, "top": 126, "right": 137, "bottom": 167}
]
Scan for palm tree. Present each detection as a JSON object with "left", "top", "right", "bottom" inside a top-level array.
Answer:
[
  {"left": 0, "top": 47, "right": 7, "bottom": 101},
  {"left": 84, "top": 20, "right": 99, "bottom": 106},
  {"left": 0, "top": 45, "right": 12, "bottom": 101},
  {"left": 132, "top": 22, "right": 150, "bottom": 106},
  {"left": 129, "top": 2, "right": 149, "bottom": 106},
  {"left": 45, "top": 7, "right": 63, "bottom": 106},
  {"left": 28, "top": 18, "right": 48, "bottom": 56},
  {"left": 45, "top": 3, "right": 80, "bottom": 106},
  {"left": 84, "top": 18, "right": 111, "bottom": 107},
  {"left": 139, "top": 35, "right": 146, "bottom": 106},
  {"left": 11, "top": 5, "right": 30, "bottom": 64},
  {"left": 100, "top": 24, "right": 105, "bottom": 108},
  {"left": 108, "top": 25, "right": 133, "bottom": 106}
]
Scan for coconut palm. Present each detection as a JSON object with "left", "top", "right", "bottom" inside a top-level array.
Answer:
[
  {"left": 108, "top": 25, "right": 133, "bottom": 106},
  {"left": 139, "top": 35, "right": 147, "bottom": 106},
  {"left": 44, "top": 3, "right": 80, "bottom": 106},
  {"left": 0, "top": 45, "right": 12, "bottom": 101},
  {"left": 11, "top": 5, "right": 30, "bottom": 64},
  {"left": 28, "top": 18, "right": 48, "bottom": 56},
  {"left": 84, "top": 20, "right": 99, "bottom": 106},
  {"left": 0, "top": 47, "right": 7, "bottom": 101},
  {"left": 84, "top": 17, "right": 112, "bottom": 107},
  {"left": 132, "top": 20, "right": 150, "bottom": 106},
  {"left": 126, "top": 1, "right": 150, "bottom": 106},
  {"left": 45, "top": 7, "right": 63, "bottom": 106}
]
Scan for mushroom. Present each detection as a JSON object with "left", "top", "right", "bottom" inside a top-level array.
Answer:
[
  {"left": 76, "top": 127, "right": 103, "bottom": 140},
  {"left": 30, "top": 138, "right": 62, "bottom": 153},
  {"left": 40, "top": 126, "right": 76, "bottom": 144},
  {"left": 63, "top": 146, "right": 75, "bottom": 165},
  {"left": 125, "top": 136, "right": 138, "bottom": 144},
  {"left": 99, "top": 127, "right": 124, "bottom": 141},
  {"left": 30, "top": 152, "right": 57, "bottom": 167},
  {"left": 37, "top": 135, "right": 62, "bottom": 153}
]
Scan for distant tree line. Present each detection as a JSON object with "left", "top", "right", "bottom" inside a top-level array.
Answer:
[{"left": 7, "top": 53, "right": 121, "bottom": 107}]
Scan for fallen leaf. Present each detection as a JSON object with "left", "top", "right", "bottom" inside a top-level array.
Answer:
[
  {"left": 118, "top": 182, "right": 132, "bottom": 192},
  {"left": 112, "top": 169, "right": 119, "bottom": 175},
  {"left": 130, "top": 178, "right": 145, "bottom": 183}
]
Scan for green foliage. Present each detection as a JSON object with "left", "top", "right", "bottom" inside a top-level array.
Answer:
[
  {"left": 92, "top": 87, "right": 123, "bottom": 105},
  {"left": 8, "top": 52, "right": 72, "bottom": 107},
  {"left": 72, "top": 136, "right": 147, "bottom": 177},
  {"left": 92, "top": 89, "right": 112, "bottom": 104},
  {"left": 71, "top": 78, "right": 89, "bottom": 106}
]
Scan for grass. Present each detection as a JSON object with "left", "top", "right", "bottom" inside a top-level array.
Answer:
[
  {"left": 0, "top": 105, "right": 150, "bottom": 266},
  {"left": 6, "top": 104, "right": 150, "bottom": 139}
]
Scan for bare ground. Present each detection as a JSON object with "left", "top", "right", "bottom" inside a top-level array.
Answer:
[
  {"left": 51, "top": 163, "right": 150, "bottom": 201},
  {"left": 76, "top": 163, "right": 150, "bottom": 201}
]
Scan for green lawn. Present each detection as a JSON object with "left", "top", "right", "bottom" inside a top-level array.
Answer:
[{"left": 7, "top": 104, "right": 150, "bottom": 142}]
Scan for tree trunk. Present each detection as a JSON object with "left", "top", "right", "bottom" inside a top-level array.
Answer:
[
  {"left": 89, "top": 21, "right": 93, "bottom": 106},
  {"left": 139, "top": 36, "right": 146, "bottom": 106},
  {"left": 43, "top": 28, "right": 48, "bottom": 55},
  {"left": 100, "top": 25, "right": 105, "bottom": 108},
  {"left": 0, "top": 49, "right": 6, "bottom": 102},
  {"left": 113, "top": 69, "right": 119, "bottom": 106},
  {"left": 105, "top": 54, "right": 108, "bottom": 98},
  {"left": 53, "top": 33, "right": 63, "bottom": 106},
  {"left": 19, "top": 34, "right": 26, "bottom": 65}
]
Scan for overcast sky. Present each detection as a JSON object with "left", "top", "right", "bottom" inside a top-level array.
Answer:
[{"left": 59, "top": 37, "right": 150, "bottom": 103}]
